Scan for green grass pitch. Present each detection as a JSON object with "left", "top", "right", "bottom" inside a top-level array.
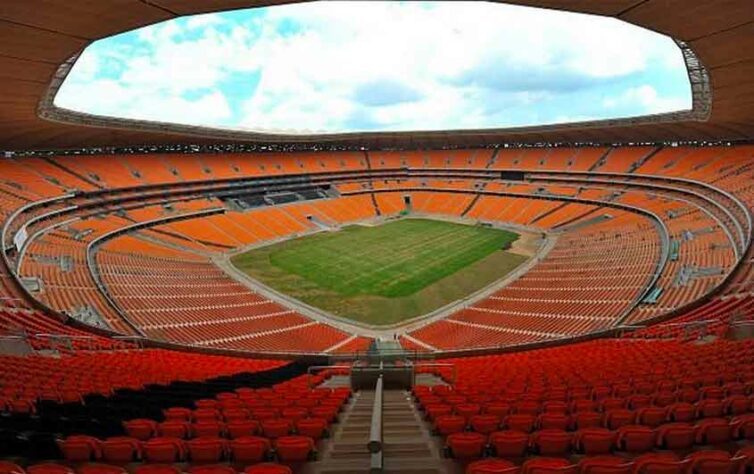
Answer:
[{"left": 231, "top": 218, "right": 528, "bottom": 325}]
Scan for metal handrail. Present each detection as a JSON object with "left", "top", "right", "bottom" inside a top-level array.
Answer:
[
  {"left": 368, "top": 375, "right": 384, "bottom": 472},
  {"left": 305, "top": 364, "right": 353, "bottom": 388}
]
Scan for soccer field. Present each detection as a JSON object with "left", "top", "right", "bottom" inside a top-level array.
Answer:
[{"left": 231, "top": 218, "right": 528, "bottom": 325}]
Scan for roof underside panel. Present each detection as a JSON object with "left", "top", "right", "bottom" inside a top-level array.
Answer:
[{"left": 0, "top": 0, "right": 751, "bottom": 151}]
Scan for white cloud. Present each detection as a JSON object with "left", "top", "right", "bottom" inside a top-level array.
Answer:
[
  {"left": 55, "top": 1, "right": 691, "bottom": 132},
  {"left": 603, "top": 85, "right": 690, "bottom": 115}
]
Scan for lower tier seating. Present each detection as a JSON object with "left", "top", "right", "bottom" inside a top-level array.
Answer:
[
  {"left": 1, "top": 353, "right": 339, "bottom": 474},
  {"left": 414, "top": 338, "right": 754, "bottom": 472}
]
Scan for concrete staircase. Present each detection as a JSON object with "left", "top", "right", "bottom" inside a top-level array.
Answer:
[{"left": 309, "top": 387, "right": 457, "bottom": 474}]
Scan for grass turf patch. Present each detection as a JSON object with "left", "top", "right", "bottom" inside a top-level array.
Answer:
[{"left": 231, "top": 218, "right": 528, "bottom": 325}]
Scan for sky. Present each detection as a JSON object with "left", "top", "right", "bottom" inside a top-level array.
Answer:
[{"left": 54, "top": 1, "right": 692, "bottom": 133}]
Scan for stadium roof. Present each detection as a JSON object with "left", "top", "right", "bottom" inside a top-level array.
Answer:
[{"left": 1, "top": 0, "right": 753, "bottom": 151}]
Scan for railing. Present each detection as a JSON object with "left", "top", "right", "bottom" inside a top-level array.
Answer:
[
  {"left": 305, "top": 364, "right": 353, "bottom": 389},
  {"left": 414, "top": 362, "right": 458, "bottom": 385},
  {"left": 369, "top": 374, "right": 384, "bottom": 473}
]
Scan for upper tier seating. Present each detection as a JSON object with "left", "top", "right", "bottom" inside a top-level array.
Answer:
[{"left": 0, "top": 145, "right": 751, "bottom": 353}]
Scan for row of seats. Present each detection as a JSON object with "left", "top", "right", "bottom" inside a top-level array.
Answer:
[
  {"left": 0, "top": 350, "right": 285, "bottom": 415},
  {"left": 465, "top": 448, "right": 754, "bottom": 473},
  {"left": 58, "top": 434, "right": 316, "bottom": 464},
  {"left": 0, "top": 461, "right": 293, "bottom": 474},
  {"left": 443, "top": 418, "right": 752, "bottom": 458}
]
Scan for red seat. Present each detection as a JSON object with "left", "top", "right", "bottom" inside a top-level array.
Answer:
[
  {"left": 435, "top": 415, "right": 467, "bottom": 436},
  {"left": 653, "top": 392, "right": 677, "bottom": 408},
  {"left": 723, "top": 395, "right": 750, "bottom": 415},
  {"left": 731, "top": 414, "right": 754, "bottom": 440},
  {"left": 635, "top": 407, "right": 666, "bottom": 428},
  {"left": 457, "top": 403, "right": 483, "bottom": 420},
  {"left": 543, "top": 402, "right": 568, "bottom": 414},
  {"left": 516, "top": 401, "right": 541, "bottom": 415},
  {"left": 123, "top": 419, "right": 157, "bottom": 441},
  {"left": 227, "top": 419, "right": 260, "bottom": 439},
  {"left": 490, "top": 430, "right": 529, "bottom": 458},
  {"left": 193, "top": 408, "right": 221, "bottom": 422},
  {"left": 700, "top": 386, "right": 725, "bottom": 400},
  {"left": 666, "top": 403, "right": 695, "bottom": 423},
  {"left": 656, "top": 423, "right": 694, "bottom": 450},
  {"left": 194, "top": 399, "right": 219, "bottom": 410},
  {"left": 466, "top": 458, "right": 518, "bottom": 473},
  {"left": 684, "top": 450, "right": 740, "bottom": 474},
  {"left": 538, "top": 413, "right": 570, "bottom": 431},
  {"left": 735, "top": 446, "right": 754, "bottom": 474},
  {"left": 447, "top": 432, "right": 487, "bottom": 459},
  {"left": 574, "top": 412, "right": 603, "bottom": 430},
  {"left": 281, "top": 406, "right": 308, "bottom": 422},
  {"left": 531, "top": 429, "right": 572, "bottom": 456},
  {"left": 471, "top": 414, "right": 501, "bottom": 434},
  {"left": 187, "top": 437, "right": 228, "bottom": 463},
  {"left": 693, "top": 418, "right": 731, "bottom": 445},
  {"left": 600, "top": 399, "right": 625, "bottom": 412},
  {"left": 77, "top": 464, "right": 128, "bottom": 474},
  {"left": 521, "top": 457, "right": 577, "bottom": 474},
  {"left": 295, "top": 417, "right": 328, "bottom": 440},
  {"left": 274, "top": 435, "right": 315, "bottom": 462},
  {"left": 486, "top": 402, "right": 512, "bottom": 417},
  {"left": 310, "top": 405, "right": 339, "bottom": 423},
  {"left": 133, "top": 466, "right": 181, "bottom": 474},
  {"left": 616, "top": 425, "right": 655, "bottom": 453},
  {"left": 222, "top": 408, "right": 250, "bottom": 421},
  {"left": 142, "top": 437, "right": 186, "bottom": 463},
  {"left": 631, "top": 453, "right": 684, "bottom": 474},
  {"left": 192, "top": 421, "right": 226, "bottom": 438},
  {"left": 505, "top": 414, "right": 536, "bottom": 433},
  {"left": 573, "top": 428, "right": 615, "bottom": 455},
  {"left": 157, "top": 420, "right": 191, "bottom": 439},
  {"left": 186, "top": 465, "right": 236, "bottom": 474},
  {"left": 0, "top": 462, "right": 25, "bottom": 474},
  {"left": 677, "top": 389, "right": 700, "bottom": 404},
  {"left": 696, "top": 399, "right": 724, "bottom": 418},
  {"left": 101, "top": 437, "right": 141, "bottom": 463},
  {"left": 261, "top": 418, "right": 293, "bottom": 439},
  {"left": 229, "top": 436, "right": 270, "bottom": 463},
  {"left": 251, "top": 409, "right": 278, "bottom": 421},
  {"left": 578, "top": 455, "right": 632, "bottom": 474},
  {"left": 627, "top": 395, "right": 652, "bottom": 410},
  {"left": 571, "top": 400, "right": 597, "bottom": 413},
  {"left": 604, "top": 410, "right": 635, "bottom": 430},
  {"left": 163, "top": 407, "right": 191, "bottom": 421},
  {"left": 26, "top": 465, "right": 74, "bottom": 474},
  {"left": 243, "top": 464, "right": 292, "bottom": 474},
  {"left": 58, "top": 435, "right": 102, "bottom": 462}
]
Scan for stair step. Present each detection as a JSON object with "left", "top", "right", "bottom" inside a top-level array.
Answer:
[{"left": 310, "top": 388, "right": 457, "bottom": 474}]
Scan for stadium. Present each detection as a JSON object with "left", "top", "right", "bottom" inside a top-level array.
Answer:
[{"left": 1, "top": 1, "right": 753, "bottom": 473}]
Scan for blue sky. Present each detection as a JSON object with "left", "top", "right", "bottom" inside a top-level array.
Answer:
[{"left": 55, "top": 2, "right": 692, "bottom": 133}]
